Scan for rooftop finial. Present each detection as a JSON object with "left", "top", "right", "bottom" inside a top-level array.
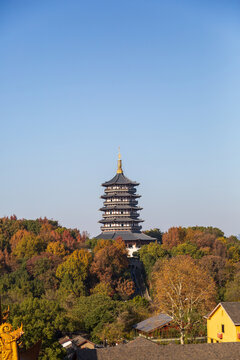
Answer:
[{"left": 117, "top": 147, "right": 123, "bottom": 174}]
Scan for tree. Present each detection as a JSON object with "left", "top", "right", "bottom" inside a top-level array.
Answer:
[
  {"left": 26, "top": 253, "right": 61, "bottom": 293},
  {"left": 97, "top": 322, "right": 125, "bottom": 345},
  {"left": 94, "top": 298, "right": 148, "bottom": 344},
  {"left": 10, "top": 230, "right": 46, "bottom": 259},
  {"left": 143, "top": 228, "right": 163, "bottom": 243},
  {"left": 46, "top": 241, "right": 66, "bottom": 257},
  {"left": 225, "top": 272, "right": 240, "bottom": 301},
  {"left": 199, "top": 255, "right": 230, "bottom": 288},
  {"left": 185, "top": 228, "right": 217, "bottom": 248},
  {"left": 90, "top": 238, "right": 128, "bottom": 285},
  {"left": 115, "top": 278, "right": 135, "bottom": 300},
  {"left": 227, "top": 246, "right": 240, "bottom": 263},
  {"left": 152, "top": 256, "right": 216, "bottom": 344},
  {"left": 138, "top": 242, "right": 167, "bottom": 277},
  {"left": 71, "top": 294, "right": 118, "bottom": 339},
  {"left": 90, "top": 282, "right": 113, "bottom": 297},
  {"left": 171, "top": 242, "right": 204, "bottom": 259},
  {"left": 93, "top": 239, "right": 112, "bottom": 254},
  {"left": 56, "top": 249, "right": 92, "bottom": 296},
  {"left": 162, "top": 227, "right": 186, "bottom": 250},
  {"left": 10, "top": 297, "right": 70, "bottom": 360},
  {"left": 0, "top": 249, "right": 11, "bottom": 273}
]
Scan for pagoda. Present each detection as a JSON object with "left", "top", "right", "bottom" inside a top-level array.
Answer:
[{"left": 95, "top": 152, "right": 156, "bottom": 255}]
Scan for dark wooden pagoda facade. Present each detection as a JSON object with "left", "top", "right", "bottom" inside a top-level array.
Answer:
[{"left": 96, "top": 153, "right": 156, "bottom": 254}]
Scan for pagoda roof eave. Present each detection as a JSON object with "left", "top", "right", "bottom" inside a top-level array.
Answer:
[
  {"left": 95, "top": 231, "right": 157, "bottom": 242},
  {"left": 102, "top": 173, "right": 139, "bottom": 187}
]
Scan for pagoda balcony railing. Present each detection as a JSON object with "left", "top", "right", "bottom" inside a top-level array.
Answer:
[
  {"left": 101, "top": 196, "right": 140, "bottom": 201},
  {"left": 104, "top": 188, "right": 137, "bottom": 194},
  {"left": 103, "top": 200, "right": 138, "bottom": 206},
  {"left": 101, "top": 193, "right": 140, "bottom": 199},
  {"left": 102, "top": 213, "right": 140, "bottom": 218},
  {"left": 100, "top": 206, "right": 143, "bottom": 211},
  {"left": 101, "top": 226, "right": 142, "bottom": 232}
]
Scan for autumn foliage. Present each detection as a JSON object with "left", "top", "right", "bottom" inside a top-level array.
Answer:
[
  {"left": 0, "top": 217, "right": 139, "bottom": 358},
  {"left": 162, "top": 227, "right": 186, "bottom": 249},
  {"left": 152, "top": 256, "right": 216, "bottom": 343},
  {"left": 1, "top": 216, "right": 240, "bottom": 350},
  {"left": 91, "top": 238, "right": 128, "bottom": 283}
]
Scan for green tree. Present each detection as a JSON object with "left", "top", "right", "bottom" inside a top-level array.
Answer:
[
  {"left": 71, "top": 294, "right": 117, "bottom": 340},
  {"left": 225, "top": 272, "right": 240, "bottom": 301},
  {"left": 171, "top": 242, "right": 204, "bottom": 259},
  {"left": 9, "top": 298, "right": 71, "bottom": 359},
  {"left": 143, "top": 228, "right": 163, "bottom": 242},
  {"left": 139, "top": 242, "right": 167, "bottom": 277}
]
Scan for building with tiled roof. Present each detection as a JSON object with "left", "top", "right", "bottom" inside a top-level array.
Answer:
[
  {"left": 205, "top": 302, "right": 240, "bottom": 343},
  {"left": 95, "top": 152, "right": 156, "bottom": 255},
  {"left": 78, "top": 337, "right": 240, "bottom": 360},
  {"left": 133, "top": 313, "right": 172, "bottom": 336}
]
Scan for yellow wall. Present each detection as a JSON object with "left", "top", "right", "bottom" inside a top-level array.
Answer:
[{"left": 207, "top": 305, "right": 240, "bottom": 343}]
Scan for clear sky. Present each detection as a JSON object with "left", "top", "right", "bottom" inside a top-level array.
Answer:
[{"left": 1, "top": 0, "right": 239, "bottom": 237}]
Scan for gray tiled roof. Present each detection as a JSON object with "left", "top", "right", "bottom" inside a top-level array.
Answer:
[
  {"left": 221, "top": 302, "right": 240, "bottom": 325},
  {"left": 133, "top": 314, "right": 172, "bottom": 333},
  {"left": 95, "top": 231, "right": 156, "bottom": 242},
  {"left": 206, "top": 302, "right": 240, "bottom": 325},
  {"left": 78, "top": 339, "right": 240, "bottom": 360},
  {"left": 102, "top": 173, "right": 139, "bottom": 186}
]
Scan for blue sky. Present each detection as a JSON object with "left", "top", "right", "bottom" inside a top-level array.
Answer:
[{"left": 0, "top": 0, "right": 239, "bottom": 237}]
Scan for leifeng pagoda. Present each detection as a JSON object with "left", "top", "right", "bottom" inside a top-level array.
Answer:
[{"left": 95, "top": 152, "right": 156, "bottom": 256}]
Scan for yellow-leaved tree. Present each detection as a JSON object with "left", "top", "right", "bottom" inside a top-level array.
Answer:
[
  {"left": 46, "top": 241, "right": 66, "bottom": 257},
  {"left": 56, "top": 249, "right": 92, "bottom": 297},
  {"left": 152, "top": 255, "right": 216, "bottom": 344}
]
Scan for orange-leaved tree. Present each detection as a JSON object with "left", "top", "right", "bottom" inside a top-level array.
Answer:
[
  {"left": 91, "top": 238, "right": 128, "bottom": 285},
  {"left": 162, "top": 227, "right": 186, "bottom": 250},
  {"left": 115, "top": 278, "right": 135, "bottom": 300},
  {"left": 152, "top": 255, "right": 216, "bottom": 344}
]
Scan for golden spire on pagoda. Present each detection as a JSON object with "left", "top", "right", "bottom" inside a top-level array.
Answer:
[{"left": 117, "top": 147, "right": 123, "bottom": 174}]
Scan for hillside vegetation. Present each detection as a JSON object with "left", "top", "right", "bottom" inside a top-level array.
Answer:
[{"left": 0, "top": 217, "right": 239, "bottom": 357}]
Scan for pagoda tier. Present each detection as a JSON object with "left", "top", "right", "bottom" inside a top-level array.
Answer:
[
  {"left": 102, "top": 212, "right": 140, "bottom": 218},
  {"left": 99, "top": 205, "right": 143, "bottom": 211},
  {"left": 101, "top": 193, "right": 141, "bottom": 199},
  {"left": 100, "top": 218, "right": 143, "bottom": 224}
]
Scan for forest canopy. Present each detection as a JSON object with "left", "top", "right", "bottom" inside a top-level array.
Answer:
[{"left": 0, "top": 217, "right": 239, "bottom": 358}]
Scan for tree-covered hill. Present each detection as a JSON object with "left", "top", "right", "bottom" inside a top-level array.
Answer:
[
  {"left": 0, "top": 216, "right": 142, "bottom": 359},
  {"left": 1, "top": 217, "right": 240, "bottom": 358}
]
